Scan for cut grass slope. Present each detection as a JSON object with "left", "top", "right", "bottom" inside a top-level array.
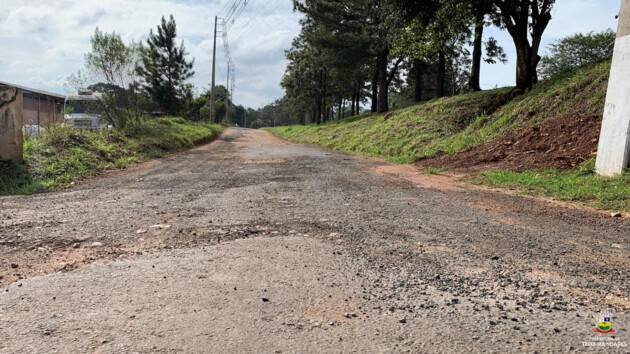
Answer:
[
  {"left": 0, "top": 117, "right": 223, "bottom": 195},
  {"left": 268, "top": 61, "right": 610, "bottom": 164},
  {"left": 268, "top": 61, "right": 630, "bottom": 212}
]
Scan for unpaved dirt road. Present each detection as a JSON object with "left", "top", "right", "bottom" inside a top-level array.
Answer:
[{"left": 1, "top": 128, "right": 629, "bottom": 353}]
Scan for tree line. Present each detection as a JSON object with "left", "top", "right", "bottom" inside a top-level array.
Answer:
[
  {"left": 273, "top": 0, "right": 558, "bottom": 125},
  {"left": 67, "top": 15, "right": 257, "bottom": 128}
]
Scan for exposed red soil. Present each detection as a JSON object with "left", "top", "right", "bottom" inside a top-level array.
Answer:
[{"left": 417, "top": 115, "right": 602, "bottom": 172}]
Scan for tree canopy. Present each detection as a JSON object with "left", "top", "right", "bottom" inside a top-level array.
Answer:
[{"left": 137, "top": 15, "right": 195, "bottom": 115}]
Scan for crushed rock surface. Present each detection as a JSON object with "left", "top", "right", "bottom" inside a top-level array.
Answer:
[{"left": 1, "top": 128, "right": 629, "bottom": 353}]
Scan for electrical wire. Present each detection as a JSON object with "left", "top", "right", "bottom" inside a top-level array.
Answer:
[
  {"left": 227, "top": 1, "right": 248, "bottom": 31},
  {"left": 230, "top": 0, "right": 283, "bottom": 41}
]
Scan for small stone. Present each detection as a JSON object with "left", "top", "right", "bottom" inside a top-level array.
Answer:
[
  {"left": 553, "top": 328, "right": 561, "bottom": 333},
  {"left": 150, "top": 224, "right": 170, "bottom": 230},
  {"left": 491, "top": 256, "right": 500, "bottom": 261},
  {"left": 399, "top": 318, "right": 407, "bottom": 324},
  {"left": 611, "top": 212, "right": 622, "bottom": 218},
  {"left": 10, "top": 263, "right": 18, "bottom": 269},
  {"left": 90, "top": 242, "right": 103, "bottom": 248},
  {"left": 136, "top": 229, "right": 148, "bottom": 234},
  {"left": 612, "top": 244, "right": 622, "bottom": 249},
  {"left": 262, "top": 297, "right": 270, "bottom": 302}
]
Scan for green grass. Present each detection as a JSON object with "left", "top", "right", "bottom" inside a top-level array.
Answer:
[
  {"left": 0, "top": 117, "right": 223, "bottom": 196},
  {"left": 267, "top": 61, "right": 610, "bottom": 164},
  {"left": 265, "top": 61, "right": 627, "bottom": 212},
  {"left": 268, "top": 88, "right": 517, "bottom": 163},
  {"left": 470, "top": 160, "right": 630, "bottom": 212}
]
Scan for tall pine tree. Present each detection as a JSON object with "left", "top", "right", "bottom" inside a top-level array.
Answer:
[{"left": 138, "top": 15, "right": 194, "bottom": 115}]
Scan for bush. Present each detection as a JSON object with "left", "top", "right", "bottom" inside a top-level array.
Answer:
[
  {"left": 1, "top": 118, "right": 223, "bottom": 195},
  {"left": 539, "top": 30, "right": 615, "bottom": 79}
]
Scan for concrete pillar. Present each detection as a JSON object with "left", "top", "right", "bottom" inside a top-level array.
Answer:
[
  {"left": 596, "top": 0, "right": 630, "bottom": 176},
  {"left": 0, "top": 84, "right": 24, "bottom": 164}
]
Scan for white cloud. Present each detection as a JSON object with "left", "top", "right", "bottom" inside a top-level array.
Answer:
[
  {"left": 0, "top": 0, "right": 619, "bottom": 105},
  {"left": 0, "top": 0, "right": 300, "bottom": 108}
]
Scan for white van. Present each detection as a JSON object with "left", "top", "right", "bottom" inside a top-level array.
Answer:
[{"left": 64, "top": 90, "right": 109, "bottom": 129}]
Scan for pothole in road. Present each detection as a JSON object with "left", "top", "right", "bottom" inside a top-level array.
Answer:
[{"left": 0, "top": 223, "right": 302, "bottom": 287}]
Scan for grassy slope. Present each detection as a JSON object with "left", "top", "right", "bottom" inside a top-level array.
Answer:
[
  {"left": 268, "top": 61, "right": 630, "bottom": 212},
  {"left": 0, "top": 117, "right": 223, "bottom": 195},
  {"left": 269, "top": 61, "right": 609, "bottom": 164}
]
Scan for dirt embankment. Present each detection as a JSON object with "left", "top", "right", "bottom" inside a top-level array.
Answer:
[{"left": 417, "top": 115, "right": 602, "bottom": 172}]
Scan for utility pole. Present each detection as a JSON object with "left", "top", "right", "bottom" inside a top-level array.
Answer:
[
  {"left": 226, "top": 65, "right": 230, "bottom": 123},
  {"left": 210, "top": 16, "right": 218, "bottom": 123},
  {"left": 596, "top": 0, "right": 630, "bottom": 176}
]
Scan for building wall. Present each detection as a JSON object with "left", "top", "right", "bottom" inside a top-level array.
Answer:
[
  {"left": 23, "top": 92, "right": 63, "bottom": 127},
  {"left": 0, "top": 84, "right": 24, "bottom": 163}
]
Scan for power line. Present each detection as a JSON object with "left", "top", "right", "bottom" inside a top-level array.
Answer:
[
  {"left": 227, "top": 1, "right": 248, "bottom": 31},
  {"left": 224, "top": 0, "right": 242, "bottom": 23},
  {"left": 230, "top": 0, "right": 279, "bottom": 39},
  {"left": 218, "top": 0, "right": 235, "bottom": 19},
  {"left": 231, "top": 0, "right": 283, "bottom": 42}
]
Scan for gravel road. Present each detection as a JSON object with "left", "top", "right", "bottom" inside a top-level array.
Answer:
[{"left": 1, "top": 128, "right": 629, "bottom": 353}]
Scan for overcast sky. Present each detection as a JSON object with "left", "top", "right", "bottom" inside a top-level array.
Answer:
[{"left": 0, "top": 0, "right": 621, "bottom": 109}]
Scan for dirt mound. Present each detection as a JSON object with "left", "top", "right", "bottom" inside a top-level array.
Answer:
[{"left": 417, "top": 115, "right": 602, "bottom": 172}]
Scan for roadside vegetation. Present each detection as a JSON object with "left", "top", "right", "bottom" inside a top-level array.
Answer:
[
  {"left": 471, "top": 161, "right": 630, "bottom": 212},
  {"left": 268, "top": 57, "right": 630, "bottom": 212},
  {"left": 1, "top": 15, "right": 235, "bottom": 196},
  {"left": 269, "top": 61, "right": 609, "bottom": 163},
  {"left": 0, "top": 118, "right": 222, "bottom": 196}
]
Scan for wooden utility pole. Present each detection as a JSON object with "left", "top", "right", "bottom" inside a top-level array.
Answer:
[
  {"left": 210, "top": 16, "right": 218, "bottom": 123},
  {"left": 596, "top": 0, "right": 630, "bottom": 175}
]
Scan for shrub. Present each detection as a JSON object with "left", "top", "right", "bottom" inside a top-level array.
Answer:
[{"left": 539, "top": 30, "right": 615, "bottom": 79}]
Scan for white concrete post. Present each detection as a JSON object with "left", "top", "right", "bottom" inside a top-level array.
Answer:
[
  {"left": 0, "top": 84, "right": 24, "bottom": 164},
  {"left": 596, "top": 0, "right": 630, "bottom": 176}
]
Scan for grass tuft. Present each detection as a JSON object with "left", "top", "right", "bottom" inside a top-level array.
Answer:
[{"left": 470, "top": 160, "right": 630, "bottom": 212}]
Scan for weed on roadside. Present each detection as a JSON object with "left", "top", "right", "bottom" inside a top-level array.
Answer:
[
  {"left": 470, "top": 160, "right": 630, "bottom": 212},
  {"left": 1, "top": 118, "right": 223, "bottom": 196}
]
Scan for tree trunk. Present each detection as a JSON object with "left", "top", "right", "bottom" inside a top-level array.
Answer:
[
  {"left": 355, "top": 83, "right": 361, "bottom": 115},
  {"left": 299, "top": 111, "right": 305, "bottom": 125},
  {"left": 341, "top": 99, "right": 345, "bottom": 119},
  {"left": 514, "top": 43, "right": 532, "bottom": 91},
  {"left": 315, "top": 102, "right": 322, "bottom": 125},
  {"left": 337, "top": 99, "right": 342, "bottom": 120},
  {"left": 497, "top": 1, "right": 551, "bottom": 91},
  {"left": 377, "top": 49, "right": 389, "bottom": 113},
  {"left": 413, "top": 59, "right": 424, "bottom": 102},
  {"left": 437, "top": 50, "right": 446, "bottom": 98},
  {"left": 469, "top": 7, "right": 484, "bottom": 92},
  {"left": 322, "top": 68, "right": 328, "bottom": 123},
  {"left": 371, "top": 62, "right": 378, "bottom": 113}
]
